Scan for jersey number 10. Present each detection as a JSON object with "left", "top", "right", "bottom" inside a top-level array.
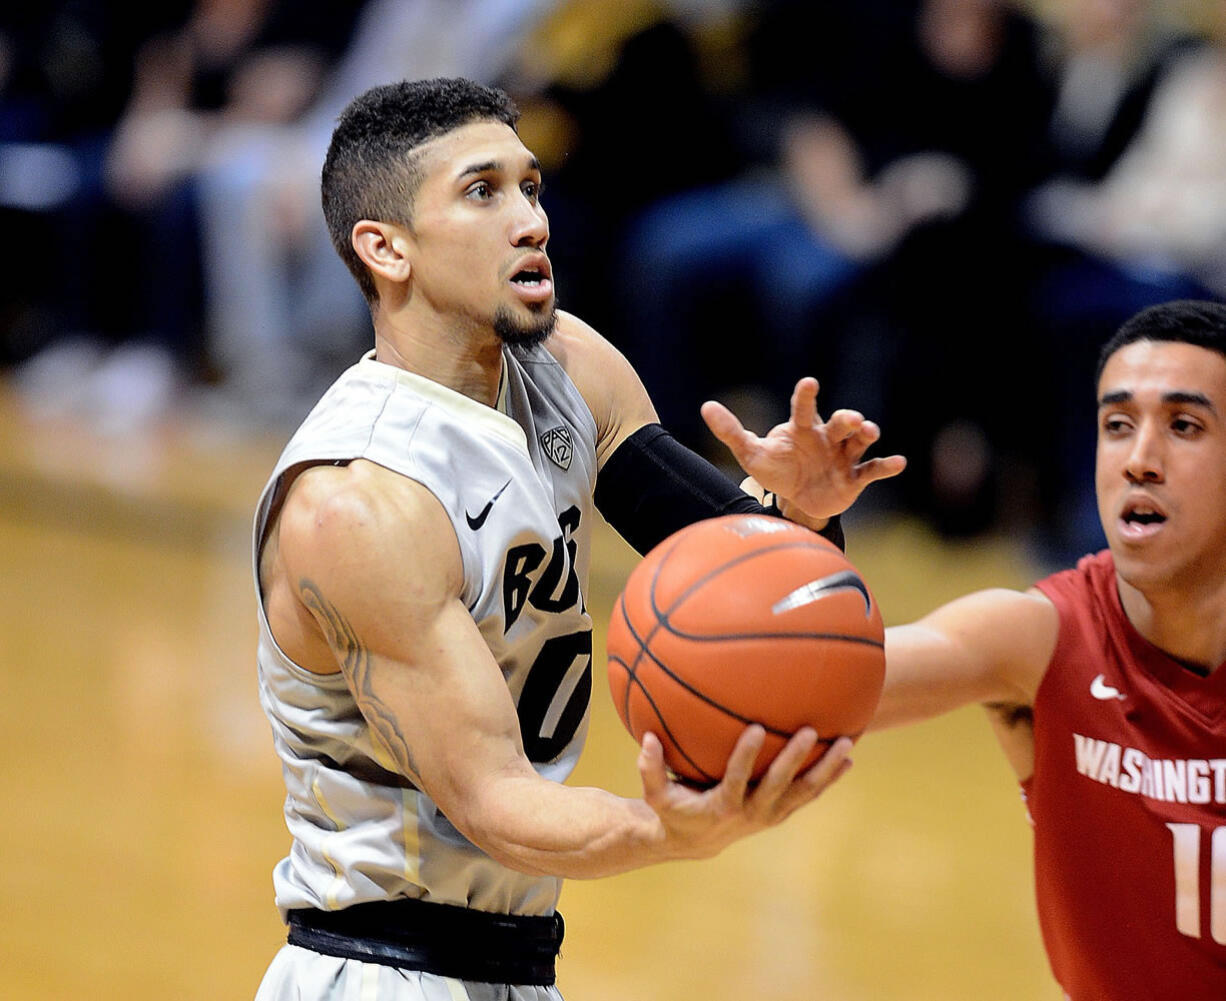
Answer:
[{"left": 1166, "top": 823, "right": 1226, "bottom": 944}]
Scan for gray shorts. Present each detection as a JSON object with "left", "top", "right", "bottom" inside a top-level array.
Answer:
[{"left": 255, "top": 945, "right": 566, "bottom": 1001}]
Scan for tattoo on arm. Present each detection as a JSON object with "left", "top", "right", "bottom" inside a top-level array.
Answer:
[{"left": 297, "top": 578, "right": 420, "bottom": 779}]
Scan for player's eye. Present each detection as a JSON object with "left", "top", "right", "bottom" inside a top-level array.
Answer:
[
  {"left": 466, "top": 180, "right": 493, "bottom": 200},
  {"left": 1170, "top": 416, "right": 1202, "bottom": 436},
  {"left": 521, "top": 179, "right": 542, "bottom": 202},
  {"left": 1101, "top": 415, "right": 1131, "bottom": 435}
]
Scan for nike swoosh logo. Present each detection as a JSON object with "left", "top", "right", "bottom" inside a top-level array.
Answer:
[
  {"left": 1090, "top": 674, "right": 1127, "bottom": 701},
  {"left": 465, "top": 479, "right": 512, "bottom": 531},
  {"left": 771, "top": 570, "right": 872, "bottom": 617}
]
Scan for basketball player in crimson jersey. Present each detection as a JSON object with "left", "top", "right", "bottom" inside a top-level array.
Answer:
[{"left": 870, "top": 300, "right": 1226, "bottom": 997}]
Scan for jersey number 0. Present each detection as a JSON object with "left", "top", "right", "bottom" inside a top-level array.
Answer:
[{"left": 517, "top": 630, "right": 593, "bottom": 762}]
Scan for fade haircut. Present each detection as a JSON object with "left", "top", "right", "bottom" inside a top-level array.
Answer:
[
  {"left": 1096, "top": 299, "right": 1226, "bottom": 385},
  {"left": 321, "top": 77, "right": 520, "bottom": 304}
]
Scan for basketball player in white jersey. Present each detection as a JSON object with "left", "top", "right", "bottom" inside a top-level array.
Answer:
[{"left": 252, "top": 77, "right": 904, "bottom": 1000}]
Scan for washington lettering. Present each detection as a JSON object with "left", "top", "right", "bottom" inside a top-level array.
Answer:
[{"left": 1073, "top": 733, "right": 1226, "bottom": 805}]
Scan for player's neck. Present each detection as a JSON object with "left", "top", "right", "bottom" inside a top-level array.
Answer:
[
  {"left": 1116, "top": 573, "right": 1226, "bottom": 676},
  {"left": 373, "top": 314, "right": 504, "bottom": 408}
]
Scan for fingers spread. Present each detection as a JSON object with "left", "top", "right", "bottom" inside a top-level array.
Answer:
[
  {"left": 701, "top": 400, "right": 748, "bottom": 448},
  {"left": 824, "top": 409, "right": 866, "bottom": 443},
  {"left": 716, "top": 724, "right": 766, "bottom": 803},
  {"left": 789, "top": 377, "right": 821, "bottom": 427},
  {"left": 804, "top": 736, "right": 854, "bottom": 787},
  {"left": 851, "top": 419, "right": 882, "bottom": 447},
  {"left": 840, "top": 419, "right": 882, "bottom": 463},
  {"left": 855, "top": 453, "right": 908, "bottom": 484},
  {"left": 638, "top": 732, "right": 669, "bottom": 802},
  {"left": 773, "top": 736, "right": 855, "bottom": 820},
  {"left": 750, "top": 726, "right": 819, "bottom": 807}
]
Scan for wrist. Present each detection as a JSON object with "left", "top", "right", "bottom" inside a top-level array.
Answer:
[
  {"left": 738, "top": 478, "right": 844, "bottom": 549},
  {"left": 770, "top": 493, "right": 844, "bottom": 551}
]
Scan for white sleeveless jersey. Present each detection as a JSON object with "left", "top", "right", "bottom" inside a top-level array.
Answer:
[{"left": 253, "top": 343, "right": 597, "bottom": 920}]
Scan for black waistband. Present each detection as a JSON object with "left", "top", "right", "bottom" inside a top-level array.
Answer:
[{"left": 286, "top": 897, "right": 564, "bottom": 986}]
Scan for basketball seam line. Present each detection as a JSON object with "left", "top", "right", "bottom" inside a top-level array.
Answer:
[
  {"left": 647, "top": 537, "right": 878, "bottom": 715},
  {"left": 614, "top": 531, "right": 872, "bottom": 783},
  {"left": 619, "top": 536, "right": 863, "bottom": 760},
  {"left": 658, "top": 630, "right": 883, "bottom": 648},
  {"left": 611, "top": 593, "right": 722, "bottom": 783},
  {"left": 655, "top": 539, "right": 844, "bottom": 617}
]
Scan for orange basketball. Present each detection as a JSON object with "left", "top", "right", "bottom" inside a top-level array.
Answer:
[{"left": 606, "top": 513, "right": 885, "bottom": 786}]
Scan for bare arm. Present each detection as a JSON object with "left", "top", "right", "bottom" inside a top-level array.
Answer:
[
  {"left": 874, "top": 588, "right": 1058, "bottom": 731},
  {"left": 548, "top": 313, "right": 902, "bottom": 529},
  {"left": 545, "top": 310, "right": 659, "bottom": 469},
  {"left": 273, "top": 460, "right": 851, "bottom": 880}
]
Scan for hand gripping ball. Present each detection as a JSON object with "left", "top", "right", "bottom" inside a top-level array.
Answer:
[{"left": 606, "top": 514, "right": 885, "bottom": 786}]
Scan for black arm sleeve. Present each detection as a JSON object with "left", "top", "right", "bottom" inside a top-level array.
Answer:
[{"left": 593, "top": 423, "right": 844, "bottom": 556}]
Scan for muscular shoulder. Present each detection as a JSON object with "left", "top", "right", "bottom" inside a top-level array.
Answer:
[
  {"left": 275, "top": 460, "right": 464, "bottom": 620},
  {"left": 545, "top": 310, "right": 658, "bottom": 465},
  {"left": 540, "top": 310, "right": 603, "bottom": 365}
]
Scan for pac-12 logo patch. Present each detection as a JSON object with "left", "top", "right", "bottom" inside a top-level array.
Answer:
[{"left": 540, "top": 426, "right": 573, "bottom": 470}]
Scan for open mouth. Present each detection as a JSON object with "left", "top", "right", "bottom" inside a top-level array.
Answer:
[
  {"left": 507, "top": 258, "right": 553, "bottom": 304},
  {"left": 1119, "top": 499, "right": 1167, "bottom": 538},
  {"left": 511, "top": 268, "right": 547, "bottom": 286}
]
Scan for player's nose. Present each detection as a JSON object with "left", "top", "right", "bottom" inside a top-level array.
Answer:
[
  {"left": 1123, "top": 422, "right": 1164, "bottom": 483},
  {"left": 510, "top": 197, "right": 548, "bottom": 248}
]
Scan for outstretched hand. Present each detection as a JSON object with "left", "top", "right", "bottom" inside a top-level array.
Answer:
[
  {"left": 701, "top": 377, "right": 906, "bottom": 521},
  {"left": 637, "top": 725, "right": 854, "bottom": 861}
]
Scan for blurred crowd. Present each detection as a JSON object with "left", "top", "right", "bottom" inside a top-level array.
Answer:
[{"left": 2, "top": 0, "right": 1225, "bottom": 562}]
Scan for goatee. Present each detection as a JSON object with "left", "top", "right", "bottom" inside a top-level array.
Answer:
[{"left": 493, "top": 303, "right": 557, "bottom": 348}]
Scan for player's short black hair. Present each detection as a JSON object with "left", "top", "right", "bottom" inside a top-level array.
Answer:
[
  {"left": 1096, "top": 299, "right": 1226, "bottom": 384},
  {"left": 321, "top": 77, "right": 521, "bottom": 303}
]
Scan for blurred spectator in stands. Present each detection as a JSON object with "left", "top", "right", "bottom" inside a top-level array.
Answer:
[
  {"left": 1027, "top": 4, "right": 1218, "bottom": 304},
  {"left": 608, "top": 0, "right": 1056, "bottom": 533},
  {"left": 1037, "top": 0, "right": 1193, "bottom": 184},
  {"left": 11, "top": 0, "right": 359, "bottom": 432},
  {"left": 1022, "top": 0, "right": 1216, "bottom": 563},
  {"left": 191, "top": 0, "right": 559, "bottom": 426},
  {"left": 508, "top": 0, "right": 753, "bottom": 346},
  {"left": 605, "top": 2, "right": 981, "bottom": 451},
  {"left": 826, "top": 0, "right": 1057, "bottom": 536},
  {"left": 0, "top": 4, "right": 171, "bottom": 368}
]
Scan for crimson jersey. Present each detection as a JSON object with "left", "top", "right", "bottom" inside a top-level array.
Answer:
[{"left": 1025, "top": 551, "right": 1226, "bottom": 999}]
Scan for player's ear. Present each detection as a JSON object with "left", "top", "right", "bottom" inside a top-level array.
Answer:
[{"left": 352, "top": 220, "right": 412, "bottom": 284}]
